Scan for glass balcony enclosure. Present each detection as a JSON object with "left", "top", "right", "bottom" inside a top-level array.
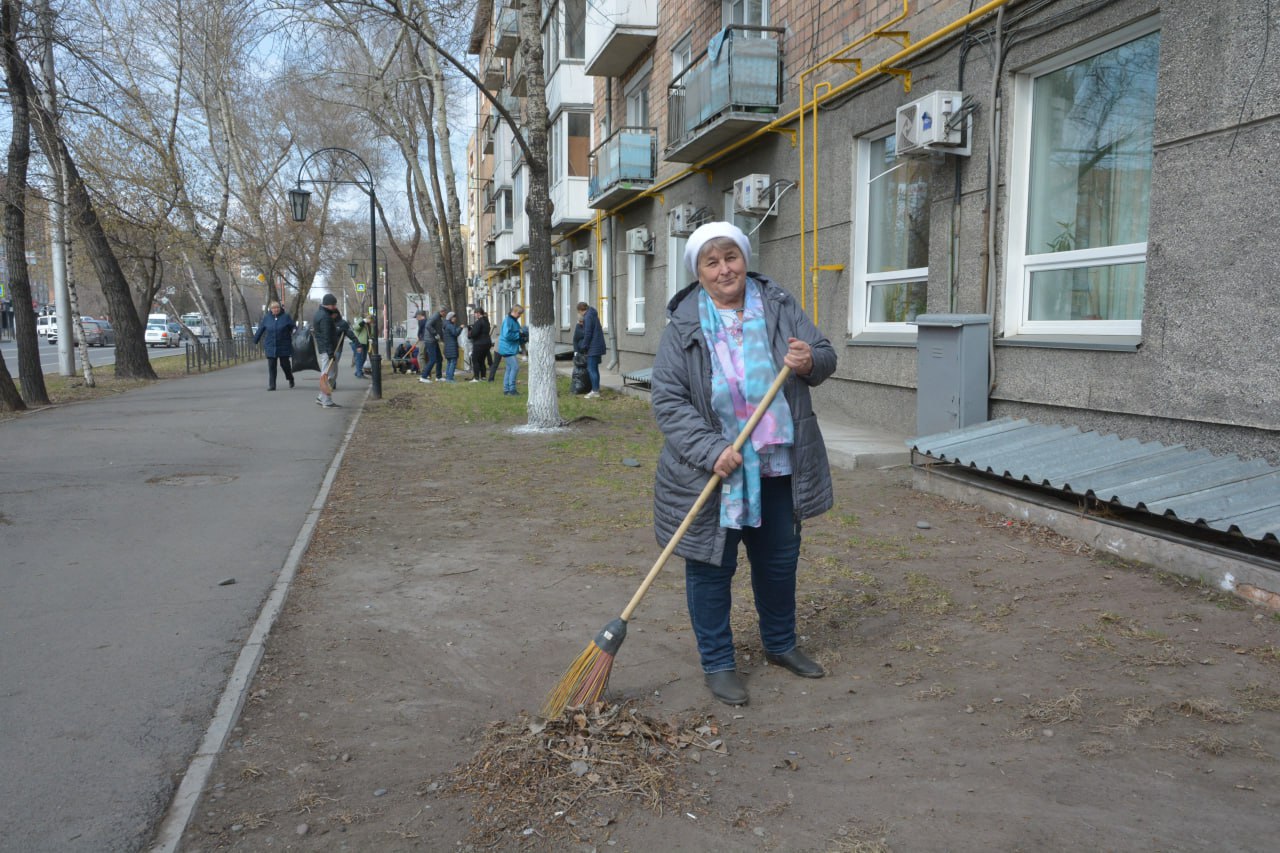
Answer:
[
  {"left": 666, "top": 25, "right": 784, "bottom": 163},
  {"left": 588, "top": 126, "right": 657, "bottom": 209}
]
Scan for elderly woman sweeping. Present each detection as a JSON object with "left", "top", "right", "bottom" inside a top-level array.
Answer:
[{"left": 651, "top": 221, "right": 836, "bottom": 707}]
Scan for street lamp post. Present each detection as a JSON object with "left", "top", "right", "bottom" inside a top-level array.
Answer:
[{"left": 288, "top": 147, "right": 383, "bottom": 400}]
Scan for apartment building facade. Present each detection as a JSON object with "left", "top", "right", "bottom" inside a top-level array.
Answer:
[{"left": 470, "top": 0, "right": 1279, "bottom": 464}]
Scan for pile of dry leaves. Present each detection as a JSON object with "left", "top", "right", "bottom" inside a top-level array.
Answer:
[{"left": 434, "top": 701, "right": 727, "bottom": 847}]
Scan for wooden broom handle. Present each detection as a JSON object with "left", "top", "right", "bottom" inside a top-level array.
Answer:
[{"left": 619, "top": 365, "right": 792, "bottom": 621}]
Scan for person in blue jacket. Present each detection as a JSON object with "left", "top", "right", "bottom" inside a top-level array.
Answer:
[
  {"left": 252, "top": 300, "right": 296, "bottom": 391},
  {"left": 496, "top": 304, "right": 525, "bottom": 396},
  {"left": 576, "top": 301, "right": 606, "bottom": 398}
]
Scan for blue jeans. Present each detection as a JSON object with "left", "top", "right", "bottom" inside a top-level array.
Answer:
[
  {"left": 445, "top": 357, "right": 458, "bottom": 381},
  {"left": 586, "top": 355, "right": 601, "bottom": 392},
  {"left": 420, "top": 341, "right": 441, "bottom": 379},
  {"left": 684, "top": 476, "right": 800, "bottom": 673},
  {"left": 502, "top": 354, "right": 520, "bottom": 393},
  {"left": 353, "top": 345, "right": 366, "bottom": 378}
]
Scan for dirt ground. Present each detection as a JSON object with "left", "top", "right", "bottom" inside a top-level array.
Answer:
[{"left": 180, "top": 370, "right": 1280, "bottom": 853}]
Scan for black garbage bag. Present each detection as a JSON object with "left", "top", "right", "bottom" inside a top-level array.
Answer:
[
  {"left": 292, "top": 328, "right": 319, "bottom": 372},
  {"left": 571, "top": 352, "right": 590, "bottom": 395}
]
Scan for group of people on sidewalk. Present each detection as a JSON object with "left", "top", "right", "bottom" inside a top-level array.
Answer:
[
  {"left": 250, "top": 294, "right": 369, "bottom": 408},
  {"left": 412, "top": 304, "right": 529, "bottom": 395}
]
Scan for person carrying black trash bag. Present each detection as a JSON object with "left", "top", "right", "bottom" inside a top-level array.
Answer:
[
  {"left": 312, "top": 294, "right": 358, "bottom": 408},
  {"left": 253, "top": 300, "right": 296, "bottom": 391}
]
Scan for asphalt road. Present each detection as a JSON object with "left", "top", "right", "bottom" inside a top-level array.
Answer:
[
  {"left": 0, "top": 337, "right": 182, "bottom": 378},
  {"left": 0, "top": 360, "right": 360, "bottom": 852}
]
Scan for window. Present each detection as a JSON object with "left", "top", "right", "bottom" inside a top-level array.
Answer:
[
  {"left": 666, "top": 234, "right": 688, "bottom": 317},
  {"left": 559, "top": 273, "right": 571, "bottom": 329},
  {"left": 625, "top": 72, "right": 650, "bottom": 127},
  {"left": 1004, "top": 22, "right": 1160, "bottom": 337},
  {"left": 550, "top": 120, "right": 563, "bottom": 186},
  {"left": 671, "top": 32, "right": 692, "bottom": 81},
  {"left": 851, "top": 132, "right": 929, "bottom": 335},
  {"left": 498, "top": 189, "right": 513, "bottom": 232},
  {"left": 576, "top": 268, "right": 591, "bottom": 311},
  {"left": 564, "top": 0, "right": 585, "bottom": 60},
  {"left": 627, "top": 252, "right": 645, "bottom": 330},
  {"left": 723, "top": 190, "right": 759, "bottom": 265},
  {"left": 599, "top": 240, "right": 611, "bottom": 330},
  {"left": 567, "top": 112, "right": 590, "bottom": 177},
  {"left": 723, "top": 0, "right": 768, "bottom": 29}
]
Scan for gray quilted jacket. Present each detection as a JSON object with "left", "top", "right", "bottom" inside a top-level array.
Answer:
[{"left": 651, "top": 273, "right": 836, "bottom": 564}]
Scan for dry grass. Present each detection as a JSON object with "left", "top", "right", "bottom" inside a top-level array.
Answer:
[
  {"left": 1173, "top": 698, "right": 1245, "bottom": 724},
  {"left": 1234, "top": 682, "right": 1280, "bottom": 712},
  {"left": 1025, "top": 689, "right": 1085, "bottom": 725}
]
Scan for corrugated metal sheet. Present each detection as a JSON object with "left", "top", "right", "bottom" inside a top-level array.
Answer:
[{"left": 909, "top": 418, "right": 1280, "bottom": 545}]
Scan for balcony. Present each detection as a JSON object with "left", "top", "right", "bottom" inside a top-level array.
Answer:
[
  {"left": 481, "top": 113, "right": 495, "bottom": 154},
  {"left": 588, "top": 127, "right": 656, "bottom": 209},
  {"left": 482, "top": 55, "right": 505, "bottom": 90},
  {"left": 509, "top": 48, "right": 527, "bottom": 97},
  {"left": 584, "top": 0, "right": 657, "bottom": 78},
  {"left": 492, "top": 5, "right": 519, "bottom": 59},
  {"left": 481, "top": 179, "right": 495, "bottom": 212},
  {"left": 484, "top": 240, "right": 500, "bottom": 271},
  {"left": 665, "top": 26, "right": 784, "bottom": 164}
]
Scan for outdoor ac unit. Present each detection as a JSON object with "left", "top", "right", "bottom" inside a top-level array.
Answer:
[
  {"left": 733, "top": 173, "right": 773, "bottom": 215},
  {"left": 669, "top": 204, "right": 698, "bottom": 237},
  {"left": 572, "top": 249, "right": 592, "bottom": 270},
  {"left": 551, "top": 255, "right": 571, "bottom": 274},
  {"left": 626, "top": 226, "right": 653, "bottom": 254},
  {"left": 894, "top": 90, "right": 970, "bottom": 157}
]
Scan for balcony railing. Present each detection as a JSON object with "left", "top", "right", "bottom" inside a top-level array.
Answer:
[
  {"left": 483, "top": 56, "right": 505, "bottom": 90},
  {"left": 588, "top": 126, "right": 657, "bottom": 209},
  {"left": 493, "top": 5, "right": 519, "bottom": 59},
  {"left": 666, "top": 26, "right": 784, "bottom": 163}
]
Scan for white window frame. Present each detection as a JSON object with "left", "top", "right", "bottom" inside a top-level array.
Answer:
[
  {"left": 722, "top": 0, "right": 768, "bottom": 28},
  {"left": 1002, "top": 18, "right": 1160, "bottom": 339},
  {"left": 576, "top": 268, "right": 591, "bottom": 315},
  {"left": 850, "top": 131, "right": 928, "bottom": 337},
  {"left": 558, "top": 272, "right": 571, "bottom": 329},
  {"left": 626, "top": 251, "right": 645, "bottom": 331},
  {"left": 671, "top": 31, "right": 692, "bottom": 81},
  {"left": 666, "top": 233, "right": 688, "bottom": 322},
  {"left": 599, "top": 240, "right": 611, "bottom": 330},
  {"left": 625, "top": 66, "right": 651, "bottom": 127}
]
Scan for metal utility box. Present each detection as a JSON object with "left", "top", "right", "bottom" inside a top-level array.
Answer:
[{"left": 913, "top": 314, "right": 990, "bottom": 436}]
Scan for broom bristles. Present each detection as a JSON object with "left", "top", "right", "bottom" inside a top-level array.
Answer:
[
  {"left": 540, "top": 642, "right": 616, "bottom": 719},
  {"left": 541, "top": 617, "right": 628, "bottom": 719}
]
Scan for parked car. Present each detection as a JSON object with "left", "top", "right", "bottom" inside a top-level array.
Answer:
[
  {"left": 145, "top": 321, "right": 180, "bottom": 348},
  {"left": 37, "top": 315, "right": 56, "bottom": 342},
  {"left": 81, "top": 318, "right": 115, "bottom": 347}
]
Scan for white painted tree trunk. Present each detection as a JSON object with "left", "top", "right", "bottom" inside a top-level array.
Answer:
[{"left": 525, "top": 324, "right": 562, "bottom": 429}]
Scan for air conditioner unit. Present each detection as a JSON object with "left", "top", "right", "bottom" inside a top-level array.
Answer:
[
  {"left": 894, "top": 90, "right": 970, "bottom": 157},
  {"left": 669, "top": 204, "right": 698, "bottom": 237},
  {"left": 572, "top": 249, "right": 592, "bottom": 270},
  {"left": 626, "top": 226, "right": 653, "bottom": 254},
  {"left": 551, "top": 255, "right": 571, "bottom": 274},
  {"left": 733, "top": 173, "right": 773, "bottom": 215}
]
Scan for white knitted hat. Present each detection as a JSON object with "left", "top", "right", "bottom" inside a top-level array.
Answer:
[{"left": 684, "top": 221, "right": 751, "bottom": 278}]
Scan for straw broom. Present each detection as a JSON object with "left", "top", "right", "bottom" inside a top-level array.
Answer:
[{"left": 541, "top": 365, "right": 792, "bottom": 718}]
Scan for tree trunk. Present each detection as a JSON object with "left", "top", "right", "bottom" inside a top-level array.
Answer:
[
  {"left": 19, "top": 33, "right": 154, "bottom": 379},
  {"left": 518, "top": 0, "right": 562, "bottom": 428},
  {"left": 2, "top": 0, "right": 50, "bottom": 405}
]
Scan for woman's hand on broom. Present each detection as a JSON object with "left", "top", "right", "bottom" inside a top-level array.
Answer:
[
  {"left": 713, "top": 446, "right": 743, "bottom": 479},
  {"left": 784, "top": 337, "right": 813, "bottom": 376}
]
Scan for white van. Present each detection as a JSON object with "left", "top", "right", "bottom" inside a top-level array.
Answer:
[{"left": 36, "top": 315, "right": 57, "bottom": 341}]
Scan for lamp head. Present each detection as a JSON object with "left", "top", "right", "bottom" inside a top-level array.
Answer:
[{"left": 288, "top": 187, "right": 312, "bottom": 222}]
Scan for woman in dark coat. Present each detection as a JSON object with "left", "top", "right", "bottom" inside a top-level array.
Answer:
[
  {"left": 442, "top": 311, "right": 462, "bottom": 382},
  {"left": 468, "top": 308, "right": 493, "bottom": 382},
  {"left": 252, "top": 300, "right": 296, "bottom": 390},
  {"left": 576, "top": 302, "right": 606, "bottom": 397}
]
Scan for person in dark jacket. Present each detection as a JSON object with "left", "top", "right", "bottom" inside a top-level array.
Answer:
[
  {"left": 252, "top": 300, "right": 296, "bottom": 390},
  {"left": 576, "top": 301, "right": 606, "bottom": 398},
  {"left": 651, "top": 221, "right": 836, "bottom": 707},
  {"left": 418, "top": 308, "right": 445, "bottom": 382},
  {"left": 441, "top": 311, "right": 462, "bottom": 382},
  {"left": 312, "top": 294, "right": 358, "bottom": 408},
  {"left": 467, "top": 308, "right": 493, "bottom": 382}
]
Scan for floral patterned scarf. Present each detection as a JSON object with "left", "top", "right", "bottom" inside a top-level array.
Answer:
[{"left": 698, "top": 281, "right": 794, "bottom": 529}]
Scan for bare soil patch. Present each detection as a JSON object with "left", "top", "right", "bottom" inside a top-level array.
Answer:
[{"left": 181, "top": 372, "right": 1280, "bottom": 852}]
